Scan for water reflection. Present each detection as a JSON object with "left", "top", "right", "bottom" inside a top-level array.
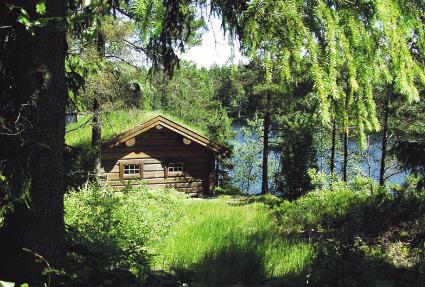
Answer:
[{"left": 228, "top": 121, "right": 408, "bottom": 194}]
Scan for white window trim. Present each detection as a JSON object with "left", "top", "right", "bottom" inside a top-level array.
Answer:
[
  {"left": 168, "top": 162, "right": 184, "bottom": 174},
  {"left": 120, "top": 160, "right": 143, "bottom": 179}
]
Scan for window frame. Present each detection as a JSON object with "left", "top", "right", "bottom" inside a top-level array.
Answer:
[
  {"left": 165, "top": 161, "right": 185, "bottom": 178},
  {"left": 119, "top": 160, "right": 144, "bottom": 180}
]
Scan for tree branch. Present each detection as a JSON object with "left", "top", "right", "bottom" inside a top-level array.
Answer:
[
  {"left": 105, "top": 54, "right": 142, "bottom": 71},
  {"left": 65, "top": 116, "right": 93, "bottom": 134},
  {"left": 384, "top": 169, "right": 407, "bottom": 181},
  {"left": 124, "top": 39, "right": 148, "bottom": 54}
]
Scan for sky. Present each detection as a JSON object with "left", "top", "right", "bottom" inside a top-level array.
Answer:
[{"left": 180, "top": 16, "right": 247, "bottom": 68}]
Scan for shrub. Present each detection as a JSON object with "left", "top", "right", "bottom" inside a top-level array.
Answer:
[
  {"left": 274, "top": 177, "right": 425, "bottom": 236},
  {"left": 64, "top": 184, "right": 186, "bottom": 278}
]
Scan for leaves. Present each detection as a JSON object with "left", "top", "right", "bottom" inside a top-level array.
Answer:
[
  {"left": 6, "top": 3, "right": 67, "bottom": 35},
  {"left": 36, "top": 2, "right": 46, "bottom": 15},
  {"left": 239, "top": 0, "right": 425, "bottom": 145}
]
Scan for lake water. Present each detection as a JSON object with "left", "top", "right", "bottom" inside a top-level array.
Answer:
[{"left": 229, "top": 121, "right": 408, "bottom": 194}]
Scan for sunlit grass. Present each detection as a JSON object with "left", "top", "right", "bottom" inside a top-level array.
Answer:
[
  {"left": 152, "top": 197, "right": 315, "bottom": 285},
  {"left": 63, "top": 184, "right": 425, "bottom": 286},
  {"left": 65, "top": 109, "right": 208, "bottom": 147}
]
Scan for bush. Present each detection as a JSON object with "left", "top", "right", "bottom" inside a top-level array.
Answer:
[
  {"left": 274, "top": 177, "right": 425, "bottom": 235},
  {"left": 65, "top": 184, "right": 186, "bottom": 279},
  {"left": 269, "top": 179, "right": 425, "bottom": 286}
]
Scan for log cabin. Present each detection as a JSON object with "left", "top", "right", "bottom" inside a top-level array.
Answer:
[{"left": 100, "top": 115, "right": 229, "bottom": 194}]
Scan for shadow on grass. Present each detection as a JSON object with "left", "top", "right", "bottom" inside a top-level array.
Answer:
[
  {"left": 64, "top": 226, "right": 149, "bottom": 287},
  {"left": 159, "top": 229, "right": 314, "bottom": 287},
  {"left": 161, "top": 192, "right": 425, "bottom": 286},
  {"left": 306, "top": 235, "right": 425, "bottom": 287},
  {"left": 160, "top": 233, "right": 424, "bottom": 287},
  {"left": 170, "top": 242, "right": 268, "bottom": 286}
]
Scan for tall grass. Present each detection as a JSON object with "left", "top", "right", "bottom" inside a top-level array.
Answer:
[
  {"left": 65, "top": 186, "right": 315, "bottom": 285},
  {"left": 64, "top": 183, "right": 425, "bottom": 286},
  {"left": 153, "top": 198, "right": 315, "bottom": 285},
  {"left": 65, "top": 109, "right": 208, "bottom": 147}
]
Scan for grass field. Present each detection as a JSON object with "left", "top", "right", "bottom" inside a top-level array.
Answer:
[
  {"left": 65, "top": 187, "right": 315, "bottom": 286},
  {"left": 64, "top": 184, "right": 425, "bottom": 286},
  {"left": 151, "top": 197, "right": 314, "bottom": 286}
]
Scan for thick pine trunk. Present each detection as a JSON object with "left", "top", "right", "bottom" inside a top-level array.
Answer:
[
  {"left": 0, "top": 0, "right": 67, "bottom": 284},
  {"left": 261, "top": 94, "right": 270, "bottom": 195},
  {"left": 379, "top": 92, "right": 390, "bottom": 186}
]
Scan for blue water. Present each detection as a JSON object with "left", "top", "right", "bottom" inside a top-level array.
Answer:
[{"left": 229, "top": 121, "right": 408, "bottom": 194}]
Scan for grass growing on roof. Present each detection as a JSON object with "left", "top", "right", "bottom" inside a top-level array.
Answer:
[{"left": 65, "top": 109, "right": 209, "bottom": 147}]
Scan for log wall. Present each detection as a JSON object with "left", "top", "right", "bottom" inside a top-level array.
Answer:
[{"left": 101, "top": 127, "right": 215, "bottom": 193}]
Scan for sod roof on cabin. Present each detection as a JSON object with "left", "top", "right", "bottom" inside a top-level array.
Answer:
[
  {"left": 65, "top": 110, "right": 209, "bottom": 148},
  {"left": 102, "top": 115, "right": 229, "bottom": 154}
]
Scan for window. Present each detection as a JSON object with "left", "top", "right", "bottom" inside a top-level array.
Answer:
[
  {"left": 168, "top": 162, "right": 184, "bottom": 173},
  {"left": 119, "top": 160, "right": 143, "bottom": 179},
  {"left": 124, "top": 164, "right": 140, "bottom": 176}
]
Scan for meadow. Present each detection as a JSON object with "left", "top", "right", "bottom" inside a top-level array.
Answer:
[{"left": 64, "top": 180, "right": 425, "bottom": 286}]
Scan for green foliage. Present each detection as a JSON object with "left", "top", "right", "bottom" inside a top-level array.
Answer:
[
  {"left": 209, "top": 63, "right": 263, "bottom": 117},
  {"left": 260, "top": 179, "right": 425, "bottom": 286},
  {"left": 240, "top": 0, "right": 425, "bottom": 144},
  {"left": 275, "top": 113, "right": 317, "bottom": 200},
  {"left": 273, "top": 177, "right": 425, "bottom": 236},
  {"left": 35, "top": 2, "right": 46, "bottom": 15},
  {"left": 231, "top": 116, "right": 263, "bottom": 193},
  {"left": 214, "top": 66, "right": 248, "bottom": 118},
  {"left": 146, "top": 62, "right": 234, "bottom": 145},
  {"left": 0, "top": 281, "right": 29, "bottom": 287},
  {"left": 65, "top": 53, "right": 101, "bottom": 112},
  {"left": 5, "top": 3, "right": 65, "bottom": 35},
  {"left": 62, "top": 181, "right": 425, "bottom": 286},
  {"left": 275, "top": 181, "right": 376, "bottom": 233},
  {"left": 390, "top": 92, "right": 425, "bottom": 188},
  {"left": 65, "top": 184, "right": 186, "bottom": 278}
]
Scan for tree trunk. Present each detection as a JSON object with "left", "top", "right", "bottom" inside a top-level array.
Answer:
[
  {"left": 92, "top": 31, "right": 105, "bottom": 175},
  {"left": 92, "top": 97, "right": 102, "bottom": 174},
  {"left": 261, "top": 94, "right": 270, "bottom": 195},
  {"left": 379, "top": 91, "right": 390, "bottom": 186},
  {"left": 0, "top": 0, "right": 67, "bottom": 284},
  {"left": 343, "top": 93, "right": 349, "bottom": 182},
  {"left": 330, "top": 116, "right": 337, "bottom": 175}
]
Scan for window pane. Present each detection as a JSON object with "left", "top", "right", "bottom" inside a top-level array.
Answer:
[
  {"left": 168, "top": 162, "right": 183, "bottom": 173},
  {"left": 123, "top": 164, "right": 141, "bottom": 176}
]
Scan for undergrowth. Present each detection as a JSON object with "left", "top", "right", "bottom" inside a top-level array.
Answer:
[
  {"left": 64, "top": 184, "right": 186, "bottom": 285},
  {"left": 63, "top": 179, "right": 425, "bottom": 286}
]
